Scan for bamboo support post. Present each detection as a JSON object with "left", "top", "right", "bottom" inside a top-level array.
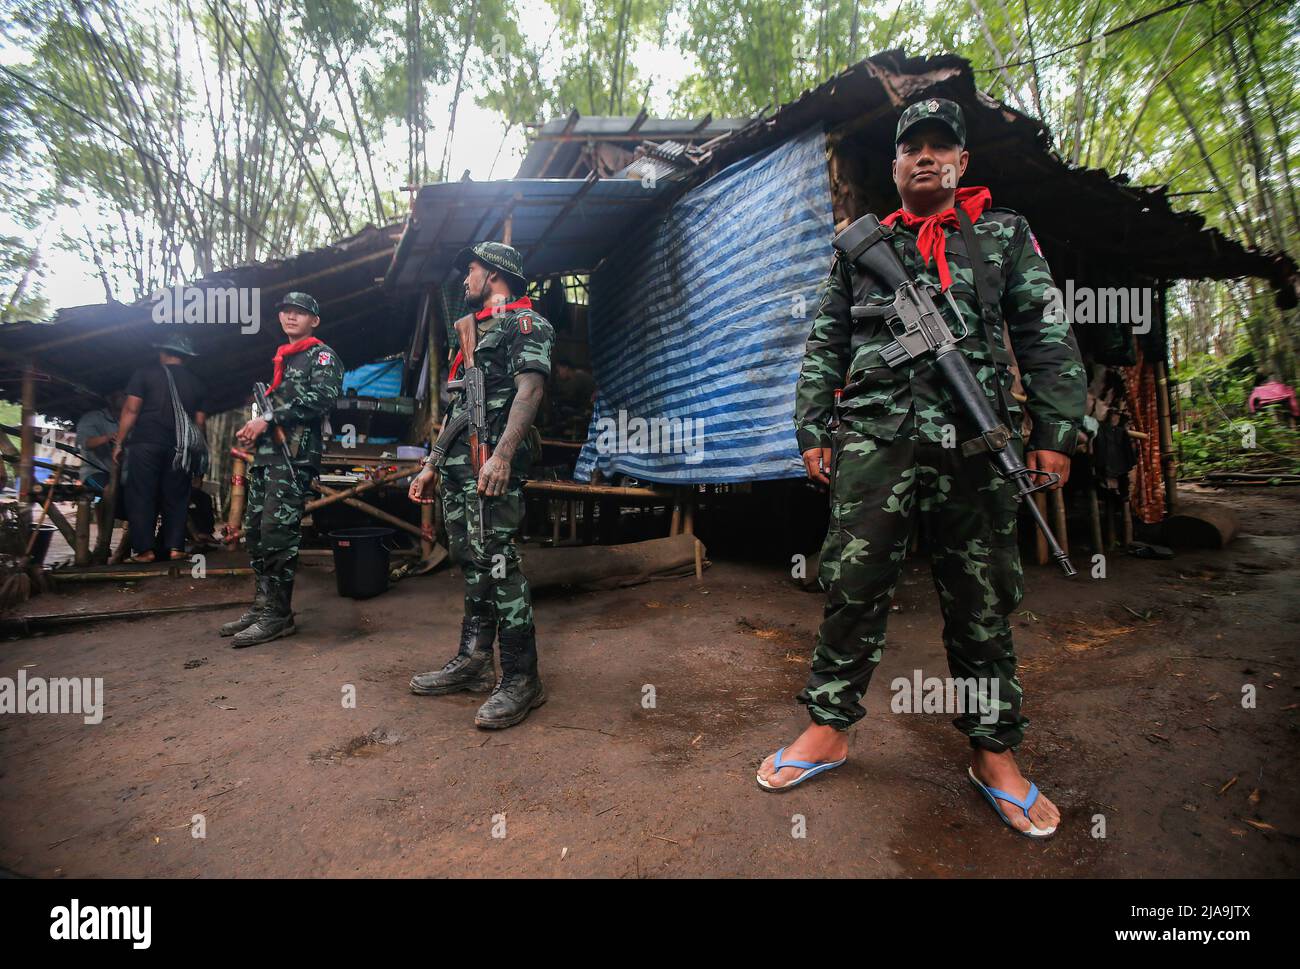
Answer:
[
  {"left": 1087, "top": 488, "right": 1104, "bottom": 555},
  {"left": 92, "top": 462, "right": 120, "bottom": 564},
  {"left": 74, "top": 496, "right": 93, "bottom": 566},
  {"left": 1155, "top": 360, "right": 1177, "bottom": 514}
]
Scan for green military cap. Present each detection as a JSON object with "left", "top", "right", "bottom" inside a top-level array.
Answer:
[
  {"left": 152, "top": 332, "right": 198, "bottom": 357},
  {"left": 454, "top": 241, "right": 526, "bottom": 288},
  {"left": 276, "top": 291, "right": 320, "bottom": 316},
  {"left": 895, "top": 97, "right": 966, "bottom": 146}
]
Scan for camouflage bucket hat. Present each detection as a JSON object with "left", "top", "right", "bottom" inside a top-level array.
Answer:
[
  {"left": 152, "top": 332, "right": 199, "bottom": 357},
  {"left": 454, "top": 241, "right": 526, "bottom": 287},
  {"left": 895, "top": 98, "right": 966, "bottom": 146},
  {"left": 276, "top": 291, "right": 320, "bottom": 316}
]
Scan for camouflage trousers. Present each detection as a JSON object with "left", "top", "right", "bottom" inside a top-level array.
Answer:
[
  {"left": 439, "top": 456, "right": 533, "bottom": 633},
  {"left": 798, "top": 422, "right": 1028, "bottom": 751},
  {"left": 244, "top": 463, "right": 313, "bottom": 584}
]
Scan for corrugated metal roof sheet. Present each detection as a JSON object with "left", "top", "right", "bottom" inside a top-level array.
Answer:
[
  {"left": 384, "top": 177, "right": 674, "bottom": 291},
  {"left": 0, "top": 223, "right": 410, "bottom": 420}
]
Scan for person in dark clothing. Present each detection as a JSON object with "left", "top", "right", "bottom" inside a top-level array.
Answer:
[{"left": 113, "top": 334, "right": 209, "bottom": 562}]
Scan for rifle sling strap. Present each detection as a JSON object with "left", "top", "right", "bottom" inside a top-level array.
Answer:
[{"left": 955, "top": 208, "right": 1018, "bottom": 436}]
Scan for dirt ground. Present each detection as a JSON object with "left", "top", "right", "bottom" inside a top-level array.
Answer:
[{"left": 1, "top": 484, "right": 1296, "bottom": 878}]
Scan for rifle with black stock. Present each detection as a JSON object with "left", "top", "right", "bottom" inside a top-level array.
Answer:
[{"left": 831, "top": 212, "right": 1076, "bottom": 577}]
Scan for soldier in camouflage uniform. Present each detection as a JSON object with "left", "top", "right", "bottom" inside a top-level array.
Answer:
[
  {"left": 221, "top": 292, "right": 344, "bottom": 647},
  {"left": 757, "top": 100, "right": 1085, "bottom": 837},
  {"left": 408, "top": 242, "right": 554, "bottom": 729}
]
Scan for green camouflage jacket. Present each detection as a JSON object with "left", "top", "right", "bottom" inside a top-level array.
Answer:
[
  {"left": 794, "top": 208, "right": 1085, "bottom": 455},
  {"left": 256, "top": 342, "right": 344, "bottom": 469},
  {"left": 446, "top": 306, "right": 554, "bottom": 472}
]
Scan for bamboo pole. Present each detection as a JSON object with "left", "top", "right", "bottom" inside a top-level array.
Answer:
[
  {"left": 523, "top": 480, "right": 674, "bottom": 500},
  {"left": 314, "top": 483, "right": 424, "bottom": 539},
  {"left": 223, "top": 451, "right": 249, "bottom": 544},
  {"left": 92, "top": 461, "right": 120, "bottom": 564},
  {"left": 74, "top": 496, "right": 93, "bottom": 566},
  {"left": 18, "top": 363, "right": 36, "bottom": 548},
  {"left": 304, "top": 464, "right": 422, "bottom": 513},
  {"left": 26, "top": 459, "right": 66, "bottom": 556},
  {"left": 1155, "top": 359, "right": 1177, "bottom": 514},
  {"left": 1087, "top": 488, "right": 1104, "bottom": 555}
]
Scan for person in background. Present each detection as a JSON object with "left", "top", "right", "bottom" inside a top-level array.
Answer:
[
  {"left": 548, "top": 358, "right": 596, "bottom": 439},
  {"left": 113, "top": 334, "right": 208, "bottom": 563},
  {"left": 76, "top": 390, "right": 124, "bottom": 495}
]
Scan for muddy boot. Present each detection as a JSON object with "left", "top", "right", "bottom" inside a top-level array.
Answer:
[
  {"left": 219, "top": 576, "right": 271, "bottom": 637},
  {"left": 410, "top": 615, "right": 496, "bottom": 695},
  {"left": 231, "top": 579, "right": 297, "bottom": 648},
  {"left": 475, "top": 626, "right": 545, "bottom": 729}
]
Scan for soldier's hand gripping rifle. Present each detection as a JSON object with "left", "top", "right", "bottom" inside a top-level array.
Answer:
[
  {"left": 252, "top": 381, "right": 301, "bottom": 494},
  {"left": 832, "top": 214, "right": 1076, "bottom": 577},
  {"left": 429, "top": 350, "right": 490, "bottom": 543}
]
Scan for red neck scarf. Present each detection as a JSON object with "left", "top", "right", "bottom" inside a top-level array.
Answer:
[
  {"left": 881, "top": 186, "right": 992, "bottom": 291},
  {"left": 473, "top": 295, "right": 532, "bottom": 322},
  {"left": 269, "top": 336, "right": 324, "bottom": 391}
]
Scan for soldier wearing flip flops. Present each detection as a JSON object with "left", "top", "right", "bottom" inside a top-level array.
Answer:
[
  {"left": 757, "top": 99, "right": 1085, "bottom": 838},
  {"left": 408, "top": 243, "right": 553, "bottom": 729}
]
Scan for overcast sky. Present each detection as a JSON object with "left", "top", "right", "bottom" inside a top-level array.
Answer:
[{"left": 2, "top": 0, "right": 700, "bottom": 313}]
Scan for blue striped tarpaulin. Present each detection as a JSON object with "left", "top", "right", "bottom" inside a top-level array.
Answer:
[{"left": 574, "top": 126, "right": 833, "bottom": 484}]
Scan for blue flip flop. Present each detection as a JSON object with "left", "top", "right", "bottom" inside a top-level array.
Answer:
[
  {"left": 756, "top": 747, "right": 847, "bottom": 792},
  {"left": 967, "top": 767, "right": 1057, "bottom": 838}
]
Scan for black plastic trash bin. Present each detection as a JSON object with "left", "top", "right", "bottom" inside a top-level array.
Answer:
[{"left": 329, "top": 527, "right": 395, "bottom": 599}]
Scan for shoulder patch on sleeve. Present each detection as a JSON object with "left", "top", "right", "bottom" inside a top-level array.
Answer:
[
  {"left": 516, "top": 313, "right": 533, "bottom": 335},
  {"left": 314, "top": 347, "right": 334, "bottom": 367}
]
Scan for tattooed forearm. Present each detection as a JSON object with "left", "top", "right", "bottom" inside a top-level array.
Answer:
[{"left": 493, "top": 372, "right": 545, "bottom": 461}]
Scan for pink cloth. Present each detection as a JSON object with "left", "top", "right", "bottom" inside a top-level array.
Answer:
[{"left": 1248, "top": 381, "right": 1299, "bottom": 416}]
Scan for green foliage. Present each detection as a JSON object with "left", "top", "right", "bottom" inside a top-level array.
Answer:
[{"left": 1173, "top": 351, "right": 1300, "bottom": 476}]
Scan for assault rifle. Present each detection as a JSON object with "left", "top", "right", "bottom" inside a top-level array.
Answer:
[
  {"left": 832, "top": 213, "right": 1075, "bottom": 577},
  {"left": 429, "top": 350, "right": 490, "bottom": 543},
  {"left": 252, "top": 381, "right": 300, "bottom": 493}
]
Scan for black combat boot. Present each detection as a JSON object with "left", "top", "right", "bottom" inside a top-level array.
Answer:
[
  {"left": 219, "top": 575, "right": 271, "bottom": 637},
  {"left": 410, "top": 615, "right": 496, "bottom": 695},
  {"left": 475, "top": 626, "right": 545, "bottom": 729},
  {"left": 231, "top": 579, "right": 297, "bottom": 648}
]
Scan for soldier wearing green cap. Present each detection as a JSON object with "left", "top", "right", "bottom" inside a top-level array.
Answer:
[
  {"left": 408, "top": 242, "right": 554, "bottom": 729},
  {"left": 220, "top": 291, "right": 344, "bottom": 646},
  {"left": 756, "top": 97, "right": 1085, "bottom": 839}
]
